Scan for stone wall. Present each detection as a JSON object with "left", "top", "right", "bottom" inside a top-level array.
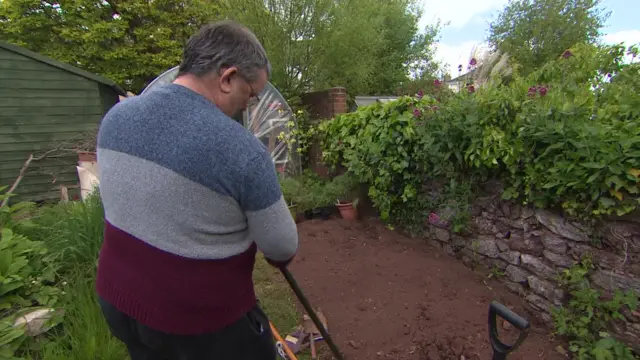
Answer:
[{"left": 423, "top": 182, "right": 640, "bottom": 352}]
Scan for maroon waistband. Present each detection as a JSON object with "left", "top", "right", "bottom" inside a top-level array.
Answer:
[{"left": 96, "top": 220, "right": 257, "bottom": 335}]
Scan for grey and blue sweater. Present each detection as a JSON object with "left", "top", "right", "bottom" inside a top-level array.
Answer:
[{"left": 95, "top": 83, "right": 298, "bottom": 335}]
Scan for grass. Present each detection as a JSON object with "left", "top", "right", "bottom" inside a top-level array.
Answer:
[
  {"left": 8, "top": 191, "right": 312, "bottom": 360},
  {"left": 37, "top": 267, "right": 129, "bottom": 360},
  {"left": 254, "top": 256, "right": 313, "bottom": 360}
]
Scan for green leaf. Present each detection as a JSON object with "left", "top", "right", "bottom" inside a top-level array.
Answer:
[
  {"left": 581, "top": 162, "right": 606, "bottom": 169},
  {"left": 599, "top": 197, "right": 616, "bottom": 208}
]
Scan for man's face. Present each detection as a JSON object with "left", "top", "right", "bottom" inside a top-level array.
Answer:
[{"left": 215, "top": 67, "right": 268, "bottom": 120}]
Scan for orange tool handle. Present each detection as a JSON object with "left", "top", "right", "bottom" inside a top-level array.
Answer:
[{"left": 270, "top": 321, "right": 298, "bottom": 360}]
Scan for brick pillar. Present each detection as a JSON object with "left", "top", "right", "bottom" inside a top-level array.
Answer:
[
  {"left": 301, "top": 87, "right": 348, "bottom": 178},
  {"left": 329, "top": 87, "right": 347, "bottom": 116}
]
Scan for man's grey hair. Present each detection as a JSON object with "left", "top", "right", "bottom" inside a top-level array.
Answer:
[{"left": 178, "top": 20, "right": 271, "bottom": 82}]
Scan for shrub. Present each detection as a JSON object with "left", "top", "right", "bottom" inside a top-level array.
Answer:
[
  {"left": 552, "top": 257, "right": 638, "bottom": 360},
  {"left": 0, "top": 187, "right": 61, "bottom": 358},
  {"left": 321, "top": 43, "right": 640, "bottom": 231},
  {"left": 320, "top": 96, "right": 436, "bottom": 228}
]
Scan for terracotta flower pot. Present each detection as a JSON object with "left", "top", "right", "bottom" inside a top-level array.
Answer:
[{"left": 336, "top": 202, "right": 358, "bottom": 221}]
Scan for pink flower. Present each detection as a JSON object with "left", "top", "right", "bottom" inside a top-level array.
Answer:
[
  {"left": 469, "top": 58, "right": 477, "bottom": 66},
  {"left": 528, "top": 86, "right": 537, "bottom": 97},
  {"left": 416, "top": 89, "right": 424, "bottom": 99},
  {"left": 428, "top": 212, "right": 440, "bottom": 223},
  {"left": 413, "top": 108, "right": 422, "bottom": 118},
  {"left": 433, "top": 79, "right": 442, "bottom": 87},
  {"left": 467, "top": 85, "right": 475, "bottom": 93}
]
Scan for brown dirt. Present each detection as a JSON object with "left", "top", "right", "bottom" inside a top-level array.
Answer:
[{"left": 288, "top": 217, "right": 567, "bottom": 360}]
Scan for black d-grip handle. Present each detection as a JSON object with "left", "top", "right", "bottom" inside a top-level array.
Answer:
[{"left": 489, "top": 301, "right": 530, "bottom": 360}]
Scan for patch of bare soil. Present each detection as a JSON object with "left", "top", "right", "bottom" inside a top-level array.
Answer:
[{"left": 288, "top": 217, "right": 566, "bottom": 360}]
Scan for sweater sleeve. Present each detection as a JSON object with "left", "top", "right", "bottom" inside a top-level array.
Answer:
[{"left": 239, "top": 151, "right": 298, "bottom": 263}]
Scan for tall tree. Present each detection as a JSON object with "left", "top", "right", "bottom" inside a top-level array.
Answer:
[
  {"left": 223, "top": 0, "right": 441, "bottom": 98},
  {"left": 0, "top": 0, "right": 222, "bottom": 93},
  {"left": 488, "top": 0, "right": 609, "bottom": 75}
]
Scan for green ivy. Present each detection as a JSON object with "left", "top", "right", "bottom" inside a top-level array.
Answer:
[
  {"left": 552, "top": 257, "right": 639, "bottom": 360},
  {"left": 320, "top": 43, "right": 640, "bottom": 231},
  {"left": 320, "top": 96, "right": 436, "bottom": 229}
]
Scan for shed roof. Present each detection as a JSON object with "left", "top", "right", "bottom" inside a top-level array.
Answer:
[
  {"left": 354, "top": 96, "right": 400, "bottom": 107},
  {"left": 0, "top": 40, "right": 127, "bottom": 96}
]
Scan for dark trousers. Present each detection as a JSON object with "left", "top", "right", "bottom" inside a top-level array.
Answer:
[{"left": 98, "top": 297, "right": 277, "bottom": 360}]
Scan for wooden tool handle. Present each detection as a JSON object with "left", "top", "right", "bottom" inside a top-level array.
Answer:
[
  {"left": 270, "top": 321, "right": 298, "bottom": 360},
  {"left": 310, "top": 333, "right": 317, "bottom": 359}
]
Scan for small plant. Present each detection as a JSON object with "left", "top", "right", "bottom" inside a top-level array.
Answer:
[
  {"left": 327, "top": 172, "right": 360, "bottom": 206},
  {"left": 0, "top": 185, "right": 36, "bottom": 230},
  {"left": 277, "top": 108, "right": 317, "bottom": 168},
  {"left": 279, "top": 176, "right": 305, "bottom": 220},
  {"left": 551, "top": 256, "right": 638, "bottom": 360},
  {"left": 487, "top": 265, "right": 506, "bottom": 279},
  {"left": 279, "top": 176, "right": 304, "bottom": 206},
  {"left": 0, "top": 208, "right": 61, "bottom": 358},
  {"left": 326, "top": 172, "right": 361, "bottom": 221}
]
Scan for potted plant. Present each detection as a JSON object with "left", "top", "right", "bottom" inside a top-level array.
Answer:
[
  {"left": 329, "top": 172, "right": 360, "bottom": 221},
  {"left": 278, "top": 176, "right": 304, "bottom": 222},
  {"left": 301, "top": 181, "right": 335, "bottom": 220}
]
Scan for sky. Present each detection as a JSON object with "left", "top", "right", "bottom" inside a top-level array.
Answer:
[{"left": 418, "top": 0, "right": 640, "bottom": 76}]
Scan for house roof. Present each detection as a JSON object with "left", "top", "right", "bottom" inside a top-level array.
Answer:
[
  {"left": 0, "top": 41, "right": 127, "bottom": 96},
  {"left": 446, "top": 69, "right": 477, "bottom": 84}
]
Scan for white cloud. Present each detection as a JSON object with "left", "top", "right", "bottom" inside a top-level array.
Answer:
[
  {"left": 422, "top": 2, "right": 640, "bottom": 78},
  {"left": 602, "top": 30, "right": 640, "bottom": 46},
  {"left": 434, "top": 41, "right": 480, "bottom": 75},
  {"left": 419, "top": 0, "right": 507, "bottom": 29},
  {"left": 418, "top": 0, "right": 507, "bottom": 77}
]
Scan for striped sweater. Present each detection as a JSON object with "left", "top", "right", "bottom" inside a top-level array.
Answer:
[{"left": 95, "top": 83, "right": 299, "bottom": 335}]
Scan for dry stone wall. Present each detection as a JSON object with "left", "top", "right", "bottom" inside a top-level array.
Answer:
[{"left": 423, "top": 186, "right": 640, "bottom": 352}]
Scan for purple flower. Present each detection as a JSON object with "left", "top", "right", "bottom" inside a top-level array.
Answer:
[
  {"left": 467, "top": 85, "right": 475, "bottom": 93},
  {"left": 539, "top": 87, "right": 548, "bottom": 97},
  {"left": 528, "top": 86, "right": 537, "bottom": 97},
  {"left": 470, "top": 58, "right": 477, "bottom": 66},
  {"left": 562, "top": 50, "right": 573, "bottom": 59},
  {"left": 416, "top": 89, "right": 424, "bottom": 99},
  {"left": 433, "top": 79, "right": 442, "bottom": 87},
  {"left": 413, "top": 108, "right": 422, "bottom": 117}
]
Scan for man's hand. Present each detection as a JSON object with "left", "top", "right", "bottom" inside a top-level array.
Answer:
[{"left": 265, "top": 254, "right": 295, "bottom": 269}]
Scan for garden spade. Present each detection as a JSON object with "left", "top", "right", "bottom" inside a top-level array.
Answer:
[
  {"left": 279, "top": 267, "right": 345, "bottom": 360},
  {"left": 279, "top": 267, "right": 530, "bottom": 360}
]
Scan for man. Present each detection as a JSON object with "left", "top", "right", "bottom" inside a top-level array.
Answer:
[{"left": 95, "top": 20, "right": 299, "bottom": 360}]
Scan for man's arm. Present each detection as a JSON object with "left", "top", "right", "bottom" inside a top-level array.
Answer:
[{"left": 239, "top": 151, "right": 298, "bottom": 267}]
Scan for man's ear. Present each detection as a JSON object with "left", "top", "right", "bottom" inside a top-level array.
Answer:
[{"left": 218, "top": 66, "right": 238, "bottom": 94}]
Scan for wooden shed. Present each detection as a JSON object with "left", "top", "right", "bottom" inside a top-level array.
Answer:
[{"left": 0, "top": 41, "right": 126, "bottom": 203}]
